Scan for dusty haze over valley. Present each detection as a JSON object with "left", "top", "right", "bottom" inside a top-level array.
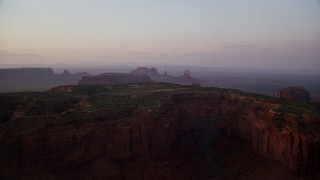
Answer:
[{"left": 1, "top": 0, "right": 319, "bottom": 73}]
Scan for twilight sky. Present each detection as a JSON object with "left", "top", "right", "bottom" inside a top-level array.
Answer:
[{"left": 0, "top": 0, "right": 319, "bottom": 72}]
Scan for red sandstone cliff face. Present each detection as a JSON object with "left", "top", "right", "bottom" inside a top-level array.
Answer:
[
  {"left": 0, "top": 105, "right": 183, "bottom": 179},
  {"left": 277, "top": 87, "right": 311, "bottom": 102},
  {"left": 171, "top": 93, "right": 320, "bottom": 176},
  {"left": 0, "top": 91, "right": 319, "bottom": 179}
]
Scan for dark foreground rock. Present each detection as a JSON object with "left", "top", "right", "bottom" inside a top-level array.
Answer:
[{"left": 0, "top": 83, "right": 319, "bottom": 179}]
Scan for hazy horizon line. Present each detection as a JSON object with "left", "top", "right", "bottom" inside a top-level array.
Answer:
[{"left": 1, "top": 63, "right": 319, "bottom": 76}]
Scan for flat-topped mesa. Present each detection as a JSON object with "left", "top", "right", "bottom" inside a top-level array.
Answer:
[
  {"left": 78, "top": 73, "right": 151, "bottom": 85},
  {"left": 130, "top": 67, "right": 159, "bottom": 77},
  {"left": 0, "top": 68, "right": 55, "bottom": 79},
  {"left": 277, "top": 86, "right": 311, "bottom": 102},
  {"left": 0, "top": 68, "right": 88, "bottom": 79}
]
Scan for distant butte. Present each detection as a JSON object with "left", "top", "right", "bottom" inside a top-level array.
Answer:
[
  {"left": 130, "top": 67, "right": 159, "bottom": 77},
  {"left": 131, "top": 67, "right": 201, "bottom": 85},
  {"left": 277, "top": 87, "right": 311, "bottom": 102},
  {"left": 183, "top": 69, "right": 191, "bottom": 78}
]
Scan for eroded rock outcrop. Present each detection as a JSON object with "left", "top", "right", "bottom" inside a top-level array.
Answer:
[
  {"left": 277, "top": 87, "right": 311, "bottom": 102},
  {"left": 131, "top": 67, "right": 201, "bottom": 85},
  {"left": 0, "top": 83, "right": 319, "bottom": 179}
]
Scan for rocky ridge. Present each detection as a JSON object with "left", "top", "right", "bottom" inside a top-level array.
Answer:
[{"left": 0, "top": 83, "right": 319, "bottom": 179}]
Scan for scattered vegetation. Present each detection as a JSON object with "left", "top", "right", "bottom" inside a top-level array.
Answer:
[{"left": 1, "top": 82, "right": 319, "bottom": 132}]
